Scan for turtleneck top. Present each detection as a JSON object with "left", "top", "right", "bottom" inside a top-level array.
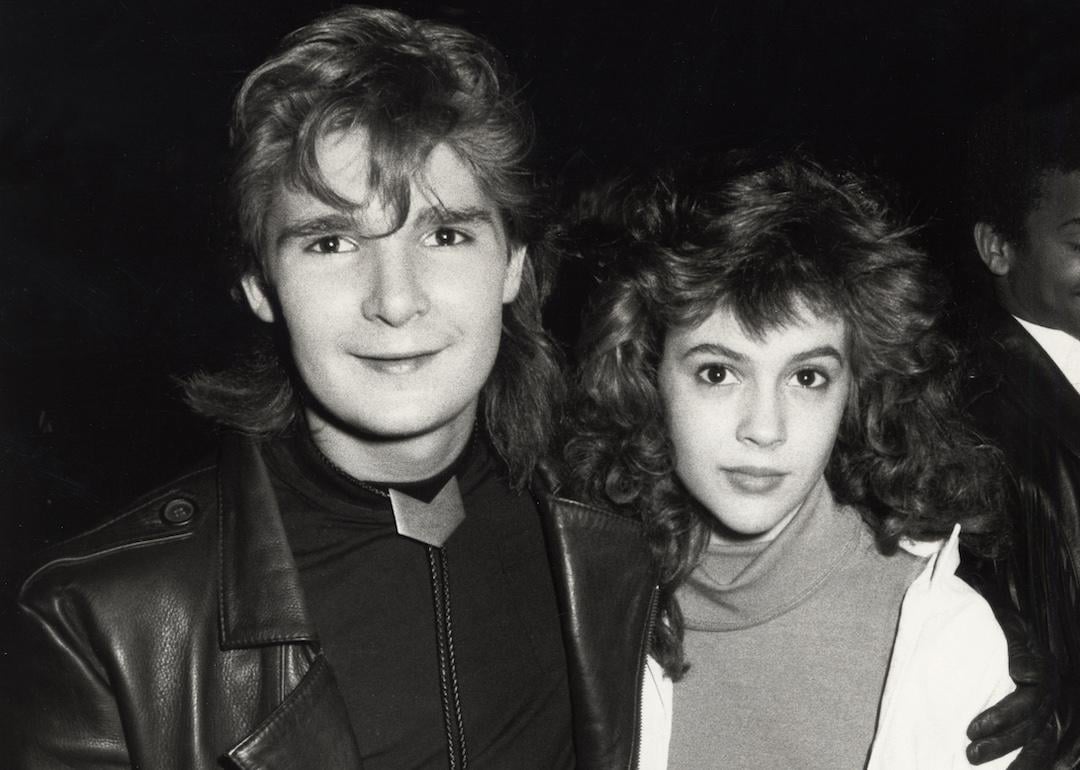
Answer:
[
  {"left": 668, "top": 478, "right": 924, "bottom": 769},
  {"left": 261, "top": 430, "right": 573, "bottom": 769}
]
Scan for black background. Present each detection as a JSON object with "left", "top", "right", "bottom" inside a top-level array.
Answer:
[{"left": 2, "top": 0, "right": 1080, "bottom": 574}]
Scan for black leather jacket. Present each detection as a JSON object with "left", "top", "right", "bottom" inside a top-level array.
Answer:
[
  {"left": 8, "top": 434, "right": 659, "bottom": 769},
  {"left": 967, "top": 310, "right": 1080, "bottom": 767}
]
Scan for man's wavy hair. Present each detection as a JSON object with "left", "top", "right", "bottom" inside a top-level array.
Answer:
[
  {"left": 564, "top": 151, "right": 1006, "bottom": 677},
  {"left": 185, "top": 6, "right": 564, "bottom": 487}
]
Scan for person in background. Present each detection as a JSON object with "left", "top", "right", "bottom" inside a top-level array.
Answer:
[{"left": 964, "top": 91, "right": 1080, "bottom": 768}]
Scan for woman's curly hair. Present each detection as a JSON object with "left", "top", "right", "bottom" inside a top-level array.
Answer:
[{"left": 563, "top": 150, "right": 1007, "bottom": 679}]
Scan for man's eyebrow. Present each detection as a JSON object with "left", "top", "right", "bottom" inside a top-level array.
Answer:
[
  {"left": 274, "top": 213, "right": 358, "bottom": 250},
  {"left": 413, "top": 205, "right": 497, "bottom": 230},
  {"left": 1059, "top": 216, "right": 1080, "bottom": 231}
]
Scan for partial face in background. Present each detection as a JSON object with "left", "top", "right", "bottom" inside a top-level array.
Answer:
[
  {"left": 658, "top": 301, "right": 852, "bottom": 543},
  {"left": 996, "top": 170, "right": 1080, "bottom": 338},
  {"left": 243, "top": 129, "right": 525, "bottom": 452}
]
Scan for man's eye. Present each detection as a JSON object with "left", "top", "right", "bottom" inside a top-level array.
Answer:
[
  {"left": 305, "top": 235, "right": 359, "bottom": 254},
  {"left": 791, "top": 369, "right": 828, "bottom": 388},
  {"left": 697, "top": 365, "right": 731, "bottom": 385},
  {"left": 424, "top": 227, "right": 471, "bottom": 247}
]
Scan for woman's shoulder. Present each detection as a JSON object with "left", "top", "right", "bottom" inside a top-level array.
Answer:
[
  {"left": 840, "top": 510, "right": 928, "bottom": 595},
  {"left": 868, "top": 526, "right": 1018, "bottom": 769},
  {"left": 888, "top": 527, "right": 1009, "bottom": 687}
]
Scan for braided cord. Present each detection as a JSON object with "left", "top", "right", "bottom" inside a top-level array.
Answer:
[{"left": 427, "top": 545, "right": 468, "bottom": 769}]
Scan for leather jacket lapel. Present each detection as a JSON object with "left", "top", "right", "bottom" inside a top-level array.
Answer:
[
  {"left": 535, "top": 478, "right": 659, "bottom": 770},
  {"left": 216, "top": 435, "right": 361, "bottom": 767},
  {"left": 218, "top": 433, "right": 318, "bottom": 648},
  {"left": 226, "top": 655, "right": 364, "bottom": 769}
]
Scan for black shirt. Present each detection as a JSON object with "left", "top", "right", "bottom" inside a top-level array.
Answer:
[{"left": 262, "top": 431, "right": 574, "bottom": 769}]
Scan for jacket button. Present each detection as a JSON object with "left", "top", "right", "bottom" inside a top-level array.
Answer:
[{"left": 161, "top": 498, "right": 195, "bottom": 525}]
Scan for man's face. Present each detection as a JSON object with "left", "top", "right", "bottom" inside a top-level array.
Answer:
[
  {"left": 657, "top": 300, "right": 851, "bottom": 543},
  {"left": 244, "top": 129, "right": 524, "bottom": 475},
  {"left": 998, "top": 170, "right": 1080, "bottom": 337}
]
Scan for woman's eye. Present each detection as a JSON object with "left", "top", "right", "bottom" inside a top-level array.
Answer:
[
  {"left": 426, "top": 227, "right": 471, "bottom": 247},
  {"left": 792, "top": 369, "right": 828, "bottom": 388},
  {"left": 306, "top": 235, "right": 358, "bottom": 254},
  {"left": 697, "top": 365, "right": 731, "bottom": 385}
]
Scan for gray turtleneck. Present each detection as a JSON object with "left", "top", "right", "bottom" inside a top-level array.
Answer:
[{"left": 668, "top": 479, "right": 924, "bottom": 769}]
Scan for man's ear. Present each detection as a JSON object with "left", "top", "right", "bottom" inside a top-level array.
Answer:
[
  {"left": 240, "top": 273, "right": 276, "bottom": 323},
  {"left": 973, "top": 222, "right": 1016, "bottom": 277},
  {"left": 502, "top": 244, "right": 527, "bottom": 304}
]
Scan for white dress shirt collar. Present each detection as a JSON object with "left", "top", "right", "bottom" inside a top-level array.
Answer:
[{"left": 1013, "top": 315, "right": 1080, "bottom": 395}]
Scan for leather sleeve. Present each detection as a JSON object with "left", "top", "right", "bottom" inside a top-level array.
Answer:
[
  {"left": 7, "top": 580, "right": 131, "bottom": 768},
  {"left": 1010, "top": 474, "right": 1080, "bottom": 767},
  {"left": 963, "top": 450, "right": 1080, "bottom": 767}
]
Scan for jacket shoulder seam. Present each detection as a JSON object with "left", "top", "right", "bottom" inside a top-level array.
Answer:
[
  {"left": 19, "top": 530, "right": 197, "bottom": 599},
  {"left": 60, "top": 462, "right": 215, "bottom": 542},
  {"left": 20, "top": 462, "right": 216, "bottom": 591}
]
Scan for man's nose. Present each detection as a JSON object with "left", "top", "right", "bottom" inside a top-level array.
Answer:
[
  {"left": 360, "top": 246, "right": 430, "bottom": 326},
  {"left": 735, "top": 385, "right": 785, "bottom": 448}
]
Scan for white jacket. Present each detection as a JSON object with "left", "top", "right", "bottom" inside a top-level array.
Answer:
[{"left": 640, "top": 525, "right": 1019, "bottom": 769}]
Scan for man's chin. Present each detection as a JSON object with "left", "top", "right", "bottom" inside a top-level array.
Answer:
[{"left": 307, "top": 400, "right": 478, "bottom": 445}]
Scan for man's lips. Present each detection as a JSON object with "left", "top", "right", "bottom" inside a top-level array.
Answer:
[
  {"left": 354, "top": 350, "right": 441, "bottom": 374},
  {"left": 723, "top": 466, "right": 787, "bottom": 494}
]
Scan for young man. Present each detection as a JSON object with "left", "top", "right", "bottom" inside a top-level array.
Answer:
[
  {"left": 7, "top": 8, "right": 656, "bottom": 768},
  {"left": 965, "top": 91, "right": 1080, "bottom": 768},
  {"left": 5, "top": 7, "right": 1052, "bottom": 769}
]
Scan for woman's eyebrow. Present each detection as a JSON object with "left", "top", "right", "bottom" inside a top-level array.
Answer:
[
  {"left": 681, "top": 343, "right": 845, "bottom": 364},
  {"left": 790, "top": 345, "right": 845, "bottom": 364},
  {"left": 682, "top": 343, "right": 745, "bottom": 361}
]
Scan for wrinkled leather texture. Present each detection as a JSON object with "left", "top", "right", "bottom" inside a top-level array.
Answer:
[
  {"left": 7, "top": 436, "right": 658, "bottom": 769},
  {"left": 534, "top": 461, "right": 661, "bottom": 770},
  {"left": 966, "top": 310, "right": 1080, "bottom": 768}
]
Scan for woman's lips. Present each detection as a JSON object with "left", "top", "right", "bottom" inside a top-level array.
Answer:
[{"left": 723, "top": 466, "right": 787, "bottom": 494}]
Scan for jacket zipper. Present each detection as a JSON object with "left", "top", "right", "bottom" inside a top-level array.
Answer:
[
  {"left": 428, "top": 545, "right": 468, "bottom": 769},
  {"left": 633, "top": 583, "right": 661, "bottom": 770}
]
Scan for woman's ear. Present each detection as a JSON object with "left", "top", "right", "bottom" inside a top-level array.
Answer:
[{"left": 240, "top": 273, "right": 276, "bottom": 323}]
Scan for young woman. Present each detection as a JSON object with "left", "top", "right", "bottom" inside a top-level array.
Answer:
[{"left": 565, "top": 152, "right": 1019, "bottom": 768}]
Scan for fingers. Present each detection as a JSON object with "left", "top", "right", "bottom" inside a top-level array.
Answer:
[
  {"left": 967, "top": 699, "right": 1058, "bottom": 767},
  {"left": 967, "top": 685, "right": 1044, "bottom": 740},
  {"left": 1004, "top": 718, "right": 1058, "bottom": 770}
]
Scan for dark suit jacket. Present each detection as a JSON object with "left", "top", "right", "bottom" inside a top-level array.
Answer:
[{"left": 967, "top": 309, "right": 1080, "bottom": 767}]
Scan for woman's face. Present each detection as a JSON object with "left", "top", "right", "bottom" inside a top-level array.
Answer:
[{"left": 657, "top": 300, "right": 852, "bottom": 543}]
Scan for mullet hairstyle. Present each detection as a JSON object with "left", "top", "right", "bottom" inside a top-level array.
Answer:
[
  {"left": 564, "top": 151, "right": 1006, "bottom": 678},
  {"left": 185, "top": 5, "right": 564, "bottom": 487}
]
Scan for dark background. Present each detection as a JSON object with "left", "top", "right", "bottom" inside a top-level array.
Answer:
[{"left": 3, "top": 0, "right": 1080, "bottom": 577}]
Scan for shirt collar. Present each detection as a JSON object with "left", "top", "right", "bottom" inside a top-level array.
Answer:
[{"left": 1012, "top": 315, "right": 1080, "bottom": 394}]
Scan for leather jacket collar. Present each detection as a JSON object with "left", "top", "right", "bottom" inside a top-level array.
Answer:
[{"left": 218, "top": 432, "right": 319, "bottom": 649}]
